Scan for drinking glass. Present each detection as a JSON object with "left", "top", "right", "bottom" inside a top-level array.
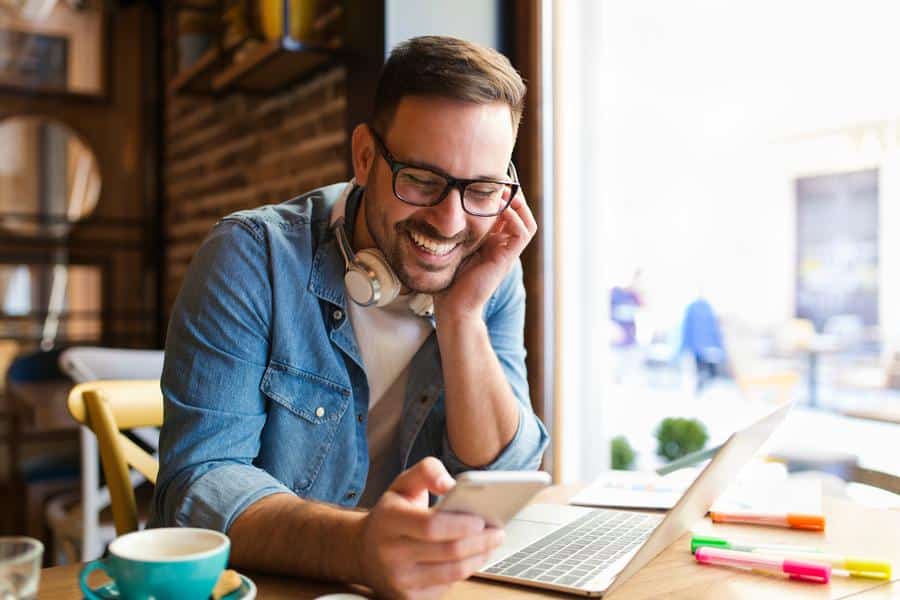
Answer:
[{"left": 0, "top": 537, "right": 43, "bottom": 600}]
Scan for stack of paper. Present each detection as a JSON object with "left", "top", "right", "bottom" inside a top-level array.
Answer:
[{"left": 570, "top": 461, "right": 823, "bottom": 519}]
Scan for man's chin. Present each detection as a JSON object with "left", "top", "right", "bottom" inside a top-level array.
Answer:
[{"left": 398, "top": 267, "right": 456, "bottom": 295}]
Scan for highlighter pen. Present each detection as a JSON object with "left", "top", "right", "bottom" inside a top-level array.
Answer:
[
  {"left": 708, "top": 510, "right": 825, "bottom": 531},
  {"left": 691, "top": 534, "right": 819, "bottom": 555},
  {"left": 763, "top": 551, "right": 891, "bottom": 580},
  {"left": 694, "top": 547, "right": 830, "bottom": 583},
  {"left": 691, "top": 536, "right": 892, "bottom": 579}
]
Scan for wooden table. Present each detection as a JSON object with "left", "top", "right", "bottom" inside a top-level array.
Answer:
[
  {"left": 39, "top": 486, "right": 900, "bottom": 599},
  {"left": 843, "top": 404, "right": 900, "bottom": 426}
]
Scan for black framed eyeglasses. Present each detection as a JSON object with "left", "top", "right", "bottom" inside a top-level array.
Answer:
[{"left": 369, "top": 126, "right": 519, "bottom": 217}]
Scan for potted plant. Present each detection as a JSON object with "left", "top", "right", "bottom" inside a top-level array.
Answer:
[
  {"left": 655, "top": 417, "right": 708, "bottom": 462},
  {"left": 610, "top": 435, "right": 637, "bottom": 470}
]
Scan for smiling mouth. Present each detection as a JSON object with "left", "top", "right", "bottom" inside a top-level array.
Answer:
[{"left": 407, "top": 230, "right": 460, "bottom": 257}]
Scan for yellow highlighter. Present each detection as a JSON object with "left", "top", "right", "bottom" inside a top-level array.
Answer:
[
  {"left": 691, "top": 535, "right": 892, "bottom": 580},
  {"left": 763, "top": 552, "right": 892, "bottom": 580}
]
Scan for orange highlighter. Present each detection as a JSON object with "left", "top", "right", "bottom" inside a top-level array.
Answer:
[{"left": 708, "top": 510, "right": 825, "bottom": 531}]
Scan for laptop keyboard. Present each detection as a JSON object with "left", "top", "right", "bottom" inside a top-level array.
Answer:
[{"left": 483, "top": 509, "right": 662, "bottom": 588}]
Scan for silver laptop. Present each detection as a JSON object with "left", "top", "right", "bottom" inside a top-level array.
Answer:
[{"left": 475, "top": 402, "right": 792, "bottom": 596}]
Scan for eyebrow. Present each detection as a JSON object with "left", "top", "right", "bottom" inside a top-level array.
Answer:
[{"left": 395, "top": 154, "right": 510, "bottom": 182}]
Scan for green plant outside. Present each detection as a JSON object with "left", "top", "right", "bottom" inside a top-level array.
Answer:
[
  {"left": 610, "top": 435, "right": 636, "bottom": 470},
  {"left": 655, "top": 417, "right": 708, "bottom": 462}
]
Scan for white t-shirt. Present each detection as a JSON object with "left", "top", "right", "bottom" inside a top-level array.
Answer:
[
  {"left": 330, "top": 194, "right": 433, "bottom": 506},
  {"left": 349, "top": 295, "right": 432, "bottom": 506}
]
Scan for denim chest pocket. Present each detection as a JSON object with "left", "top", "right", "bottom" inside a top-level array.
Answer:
[{"left": 259, "top": 362, "right": 352, "bottom": 493}]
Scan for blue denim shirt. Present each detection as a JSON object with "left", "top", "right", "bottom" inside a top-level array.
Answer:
[{"left": 150, "top": 182, "right": 549, "bottom": 532}]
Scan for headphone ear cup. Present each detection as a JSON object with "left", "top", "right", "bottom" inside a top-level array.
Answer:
[
  {"left": 355, "top": 249, "right": 401, "bottom": 307},
  {"left": 344, "top": 264, "right": 379, "bottom": 306}
]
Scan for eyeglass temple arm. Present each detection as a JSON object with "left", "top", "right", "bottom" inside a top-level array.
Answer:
[{"left": 509, "top": 160, "right": 519, "bottom": 183}]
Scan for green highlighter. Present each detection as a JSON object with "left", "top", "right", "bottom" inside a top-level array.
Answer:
[{"left": 690, "top": 535, "right": 892, "bottom": 579}]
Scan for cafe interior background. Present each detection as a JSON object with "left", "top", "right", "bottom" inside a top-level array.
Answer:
[{"left": 1, "top": 0, "right": 899, "bottom": 566}]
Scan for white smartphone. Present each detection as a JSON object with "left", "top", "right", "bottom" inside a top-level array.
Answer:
[{"left": 434, "top": 470, "right": 551, "bottom": 528}]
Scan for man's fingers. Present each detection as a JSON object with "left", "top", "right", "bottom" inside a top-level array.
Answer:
[
  {"left": 507, "top": 194, "right": 537, "bottom": 238},
  {"left": 490, "top": 204, "right": 532, "bottom": 258},
  {"left": 389, "top": 457, "right": 455, "bottom": 499},
  {"left": 382, "top": 502, "right": 486, "bottom": 542},
  {"left": 508, "top": 191, "right": 537, "bottom": 236},
  {"left": 400, "top": 551, "right": 495, "bottom": 589},
  {"left": 399, "top": 528, "right": 505, "bottom": 563}
]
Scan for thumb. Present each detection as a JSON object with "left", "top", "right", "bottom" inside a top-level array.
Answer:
[{"left": 389, "top": 457, "right": 455, "bottom": 503}]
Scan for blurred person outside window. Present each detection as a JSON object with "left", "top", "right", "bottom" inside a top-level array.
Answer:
[
  {"left": 610, "top": 269, "right": 643, "bottom": 347},
  {"left": 678, "top": 295, "right": 726, "bottom": 393}
]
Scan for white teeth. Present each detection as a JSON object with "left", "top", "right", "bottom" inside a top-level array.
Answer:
[{"left": 409, "top": 230, "right": 457, "bottom": 256}]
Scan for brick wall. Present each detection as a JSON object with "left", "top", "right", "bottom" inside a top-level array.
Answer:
[{"left": 163, "top": 66, "right": 349, "bottom": 314}]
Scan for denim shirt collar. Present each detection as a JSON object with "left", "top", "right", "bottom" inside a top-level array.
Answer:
[
  {"left": 307, "top": 183, "right": 366, "bottom": 369},
  {"left": 307, "top": 182, "right": 365, "bottom": 309}
]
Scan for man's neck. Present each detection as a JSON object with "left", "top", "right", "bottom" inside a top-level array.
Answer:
[{"left": 351, "top": 188, "right": 376, "bottom": 254}]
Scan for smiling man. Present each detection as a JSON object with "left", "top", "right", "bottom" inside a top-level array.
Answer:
[{"left": 152, "top": 36, "right": 549, "bottom": 598}]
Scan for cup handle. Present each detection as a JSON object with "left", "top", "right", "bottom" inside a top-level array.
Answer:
[{"left": 79, "top": 559, "right": 114, "bottom": 600}]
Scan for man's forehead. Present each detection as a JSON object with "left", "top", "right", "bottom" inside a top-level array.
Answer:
[
  {"left": 383, "top": 97, "right": 515, "bottom": 177},
  {"left": 387, "top": 96, "right": 513, "bottom": 136}
]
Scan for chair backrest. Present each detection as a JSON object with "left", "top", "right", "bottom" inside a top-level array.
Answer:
[
  {"left": 720, "top": 319, "right": 799, "bottom": 403},
  {"left": 774, "top": 318, "right": 816, "bottom": 354},
  {"left": 59, "top": 347, "right": 165, "bottom": 383},
  {"left": 67, "top": 380, "right": 163, "bottom": 535}
]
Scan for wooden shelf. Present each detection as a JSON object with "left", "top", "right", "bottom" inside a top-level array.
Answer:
[
  {"left": 168, "top": 45, "right": 227, "bottom": 95},
  {"left": 173, "top": 0, "right": 218, "bottom": 11},
  {"left": 211, "top": 39, "right": 340, "bottom": 94},
  {"left": 176, "top": 2, "right": 218, "bottom": 11}
]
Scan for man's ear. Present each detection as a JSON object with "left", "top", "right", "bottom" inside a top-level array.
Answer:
[{"left": 351, "top": 124, "right": 375, "bottom": 184}]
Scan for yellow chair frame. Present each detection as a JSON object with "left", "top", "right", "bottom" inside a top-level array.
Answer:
[{"left": 67, "top": 380, "right": 163, "bottom": 535}]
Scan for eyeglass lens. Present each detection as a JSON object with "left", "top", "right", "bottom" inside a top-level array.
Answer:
[{"left": 394, "top": 167, "right": 514, "bottom": 216}]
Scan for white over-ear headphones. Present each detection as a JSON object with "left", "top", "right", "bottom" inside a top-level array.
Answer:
[
  {"left": 331, "top": 181, "right": 434, "bottom": 317},
  {"left": 333, "top": 214, "right": 401, "bottom": 307}
]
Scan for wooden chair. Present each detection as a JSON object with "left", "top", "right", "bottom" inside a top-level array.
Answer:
[
  {"left": 720, "top": 318, "right": 800, "bottom": 404},
  {"left": 58, "top": 347, "right": 164, "bottom": 560},
  {"left": 66, "top": 380, "right": 163, "bottom": 536}
]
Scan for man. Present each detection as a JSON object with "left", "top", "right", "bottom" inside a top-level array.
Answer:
[{"left": 152, "top": 36, "right": 549, "bottom": 598}]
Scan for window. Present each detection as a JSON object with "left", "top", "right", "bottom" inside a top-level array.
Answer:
[
  {"left": 555, "top": 0, "right": 900, "bottom": 483},
  {"left": 0, "top": 263, "right": 102, "bottom": 348}
]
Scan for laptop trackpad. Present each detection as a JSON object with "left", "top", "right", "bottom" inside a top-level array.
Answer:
[{"left": 488, "top": 504, "right": 592, "bottom": 563}]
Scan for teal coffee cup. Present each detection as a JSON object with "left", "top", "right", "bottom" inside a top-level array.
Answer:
[{"left": 79, "top": 528, "right": 230, "bottom": 600}]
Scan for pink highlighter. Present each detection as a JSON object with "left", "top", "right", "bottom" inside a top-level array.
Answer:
[{"left": 695, "top": 547, "right": 831, "bottom": 584}]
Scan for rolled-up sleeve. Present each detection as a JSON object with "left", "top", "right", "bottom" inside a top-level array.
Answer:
[
  {"left": 151, "top": 219, "right": 292, "bottom": 533},
  {"left": 440, "top": 260, "right": 550, "bottom": 474}
]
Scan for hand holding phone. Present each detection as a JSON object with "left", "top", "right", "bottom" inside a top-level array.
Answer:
[{"left": 434, "top": 470, "right": 551, "bottom": 528}]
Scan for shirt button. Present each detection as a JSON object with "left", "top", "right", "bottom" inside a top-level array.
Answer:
[
  {"left": 315, "top": 406, "right": 325, "bottom": 418},
  {"left": 346, "top": 490, "right": 357, "bottom": 499},
  {"left": 332, "top": 309, "right": 344, "bottom": 321},
  {"left": 357, "top": 413, "right": 364, "bottom": 423}
]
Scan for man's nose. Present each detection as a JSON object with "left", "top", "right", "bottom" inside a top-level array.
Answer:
[{"left": 427, "top": 185, "right": 468, "bottom": 238}]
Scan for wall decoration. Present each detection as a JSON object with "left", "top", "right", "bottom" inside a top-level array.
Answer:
[
  {"left": 0, "top": 3, "right": 104, "bottom": 96},
  {"left": 0, "top": 28, "right": 68, "bottom": 89}
]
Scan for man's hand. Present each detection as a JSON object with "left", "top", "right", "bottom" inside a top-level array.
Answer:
[
  {"left": 433, "top": 190, "right": 537, "bottom": 322},
  {"left": 356, "top": 458, "right": 505, "bottom": 599}
]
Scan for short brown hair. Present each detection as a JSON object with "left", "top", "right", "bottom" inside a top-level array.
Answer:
[{"left": 372, "top": 35, "right": 526, "bottom": 135}]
